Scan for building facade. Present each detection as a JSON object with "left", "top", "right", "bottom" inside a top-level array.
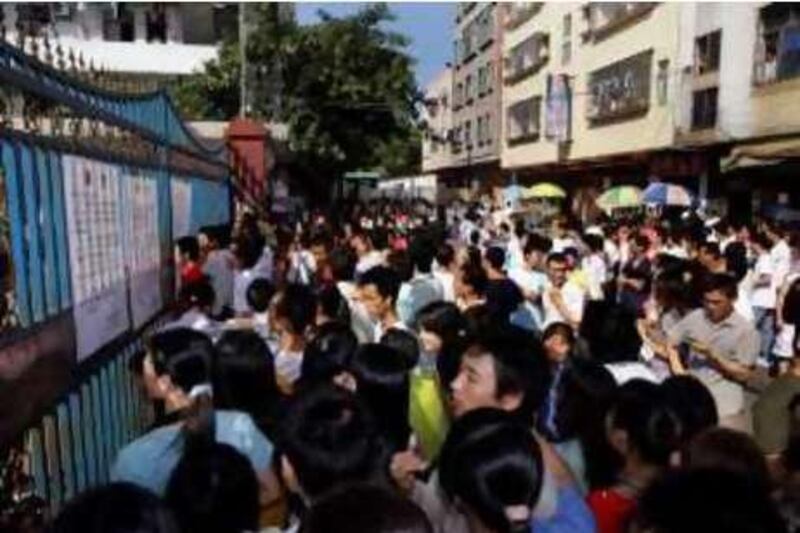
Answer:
[
  {"left": 448, "top": 2, "right": 504, "bottom": 190},
  {"left": 1, "top": 3, "right": 238, "bottom": 76},
  {"left": 422, "top": 66, "right": 454, "bottom": 174},
  {"left": 499, "top": 2, "right": 800, "bottom": 217}
]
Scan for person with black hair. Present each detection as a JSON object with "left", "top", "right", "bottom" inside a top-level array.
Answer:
[
  {"left": 213, "top": 330, "right": 280, "bottom": 438},
  {"left": 167, "top": 277, "right": 221, "bottom": 341},
  {"left": 617, "top": 235, "right": 653, "bottom": 315},
  {"left": 349, "top": 343, "right": 414, "bottom": 453},
  {"left": 587, "top": 379, "right": 683, "bottom": 533},
  {"left": 233, "top": 234, "right": 270, "bottom": 316},
  {"left": 112, "top": 328, "right": 274, "bottom": 497},
  {"left": 660, "top": 375, "right": 718, "bottom": 445},
  {"left": 633, "top": 468, "right": 785, "bottom": 533},
  {"left": 682, "top": 427, "right": 771, "bottom": 491},
  {"left": 47, "top": 482, "right": 179, "bottom": 533},
  {"left": 272, "top": 284, "right": 318, "bottom": 390},
  {"left": 351, "top": 228, "right": 384, "bottom": 276},
  {"left": 752, "top": 231, "right": 779, "bottom": 365},
  {"left": 433, "top": 243, "right": 458, "bottom": 303},
  {"left": 543, "top": 253, "right": 586, "bottom": 330},
  {"left": 176, "top": 236, "right": 203, "bottom": 288},
  {"left": 200, "top": 225, "right": 235, "bottom": 317},
  {"left": 582, "top": 233, "right": 608, "bottom": 302},
  {"left": 301, "top": 483, "right": 433, "bottom": 533},
  {"left": 483, "top": 246, "right": 524, "bottom": 323},
  {"left": 396, "top": 234, "right": 444, "bottom": 326},
  {"left": 724, "top": 240, "right": 756, "bottom": 323},
  {"left": 358, "top": 265, "right": 405, "bottom": 340},
  {"left": 697, "top": 240, "right": 726, "bottom": 274},
  {"left": 329, "top": 246, "right": 375, "bottom": 343},
  {"left": 278, "top": 384, "right": 383, "bottom": 503},
  {"left": 438, "top": 409, "right": 545, "bottom": 533},
  {"left": 165, "top": 442, "right": 260, "bottom": 533},
  {"left": 316, "top": 283, "right": 351, "bottom": 327},
  {"left": 455, "top": 260, "right": 489, "bottom": 312},
  {"left": 299, "top": 321, "right": 358, "bottom": 389},
  {"left": 660, "top": 273, "right": 760, "bottom": 430}
]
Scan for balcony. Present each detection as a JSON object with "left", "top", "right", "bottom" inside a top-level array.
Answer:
[
  {"left": 753, "top": 4, "right": 800, "bottom": 87},
  {"left": 582, "top": 3, "right": 656, "bottom": 43},
  {"left": 504, "top": 3, "right": 543, "bottom": 31},
  {"left": 504, "top": 33, "right": 549, "bottom": 85}
]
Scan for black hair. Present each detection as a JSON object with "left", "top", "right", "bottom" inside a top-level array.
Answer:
[
  {"left": 351, "top": 343, "right": 412, "bottom": 452},
  {"left": 301, "top": 484, "right": 433, "bottom": 533},
  {"left": 539, "top": 359, "right": 620, "bottom": 489},
  {"left": 278, "top": 385, "right": 381, "bottom": 501},
  {"left": 48, "top": 482, "right": 179, "bottom": 533},
  {"left": 460, "top": 261, "right": 488, "bottom": 297},
  {"left": 546, "top": 252, "right": 567, "bottom": 265},
  {"left": 213, "top": 330, "right": 278, "bottom": 437},
  {"left": 525, "top": 233, "right": 553, "bottom": 256},
  {"left": 409, "top": 235, "right": 436, "bottom": 274},
  {"left": 698, "top": 241, "right": 721, "bottom": 260},
  {"left": 301, "top": 322, "right": 358, "bottom": 387},
  {"left": 751, "top": 230, "right": 773, "bottom": 251},
  {"left": 439, "top": 409, "right": 544, "bottom": 533},
  {"left": 635, "top": 469, "right": 785, "bottom": 533},
  {"left": 387, "top": 249, "right": 414, "bottom": 283},
  {"left": 245, "top": 278, "right": 275, "bottom": 314},
  {"left": 177, "top": 236, "right": 200, "bottom": 262},
  {"left": 660, "top": 375, "right": 718, "bottom": 443},
  {"left": 583, "top": 234, "right": 604, "bottom": 253},
  {"left": 371, "top": 227, "right": 390, "bottom": 251},
  {"left": 148, "top": 328, "right": 214, "bottom": 394},
  {"left": 416, "top": 301, "right": 469, "bottom": 387},
  {"left": 165, "top": 443, "right": 259, "bottom": 533},
  {"left": 233, "top": 235, "right": 263, "bottom": 270},
  {"left": 275, "top": 284, "right": 318, "bottom": 335},
  {"left": 462, "top": 326, "right": 549, "bottom": 425},
  {"left": 436, "top": 243, "right": 456, "bottom": 269},
  {"left": 608, "top": 379, "right": 682, "bottom": 467},
  {"left": 724, "top": 241, "right": 749, "bottom": 283},
  {"left": 359, "top": 266, "right": 402, "bottom": 305},
  {"left": 485, "top": 246, "right": 506, "bottom": 271},
  {"left": 317, "top": 284, "right": 351, "bottom": 325},
  {"left": 684, "top": 427, "right": 771, "bottom": 491},
  {"left": 701, "top": 272, "right": 738, "bottom": 300},
  {"left": 178, "top": 277, "right": 215, "bottom": 309},
  {"left": 379, "top": 328, "right": 420, "bottom": 369},
  {"left": 199, "top": 225, "right": 219, "bottom": 246},
  {"left": 542, "top": 322, "right": 576, "bottom": 348},
  {"left": 329, "top": 247, "right": 357, "bottom": 282}
]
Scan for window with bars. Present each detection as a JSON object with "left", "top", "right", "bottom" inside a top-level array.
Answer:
[
  {"left": 695, "top": 30, "right": 721, "bottom": 75},
  {"left": 754, "top": 3, "right": 800, "bottom": 85},
  {"left": 506, "top": 97, "right": 542, "bottom": 144},
  {"left": 691, "top": 87, "right": 718, "bottom": 130},
  {"left": 504, "top": 33, "right": 550, "bottom": 84}
]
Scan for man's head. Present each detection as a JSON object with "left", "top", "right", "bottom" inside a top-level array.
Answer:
[
  {"left": 483, "top": 247, "right": 506, "bottom": 275},
  {"left": 546, "top": 252, "right": 569, "bottom": 287},
  {"left": 450, "top": 327, "right": 547, "bottom": 425},
  {"left": 409, "top": 235, "right": 436, "bottom": 275},
  {"left": 524, "top": 234, "right": 552, "bottom": 270},
  {"left": 350, "top": 229, "right": 372, "bottom": 257},
  {"left": 176, "top": 236, "right": 200, "bottom": 265},
  {"left": 435, "top": 243, "right": 456, "bottom": 271},
  {"left": 697, "top": 241, "right": 722, "bottom": 271},
  {"left": 357, "top": 266, "right": 401, "bottom": 322},
  {"left": 701, "top": 273, "right": 737, "bottom": 323},
  {"left": 456, "top": 261, "right": 488, "bottom": 301},
  {"left": 310, "top": 232, "right": 332, "bottom": 272}
]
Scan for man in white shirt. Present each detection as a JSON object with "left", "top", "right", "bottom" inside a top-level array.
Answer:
[
  {"left": 509, "top": 234, "right": 551, "bottom": 332},
  {"left": 357, "top": 265, "right": 406, "bottom": 341},
  {"left": 542, "top": 252, "right": 586, "bottom": 330},
  {"left": 351, "top": 228, "right": 384, "bottom": 277},
  {"left": 433, "top": 243, "right": 457, "bottom": 303},
  {"left": 751, "top": 232, "right": 778, "bottom": 365},
  {"left": 200, "top": 226, "right": 235, "bottom": 317}
]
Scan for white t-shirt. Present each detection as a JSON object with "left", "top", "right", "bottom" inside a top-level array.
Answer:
[
  {"left": 355, "top": 251, "right": 384, "bottom": 276},
  {"left": 774, "top": 272, "right": 800, "bottom": 358},
  {"left": 581, "top": 254, "right": 607, "bottom": 301},
  {"left": 735, "top": 276, "right": 755, "bottom": 324},
  {"left": 542, "top": 281, "right": 586, "bottom": 329},
  {"left": 771, "top": 240, "right": 792, "bottom": 292},
  {"left": 552, "top": 237, "right": 577, "bottom": 254},
  {"left": 433, "top": 270, "right": 456, "bottom": 303},
  {"left": 203, "top": 249, "right": 235, "bottom": 315},
  {"left": 233, "top": 269, "right": 258, "bottom": 316},
  {"left": 275, "top": 350, "right": 304, "bottom": 384},
  {"left": 751, "top": 253, "right": 776, "bottom": 309}
]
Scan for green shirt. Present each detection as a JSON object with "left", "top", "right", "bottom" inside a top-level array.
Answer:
[{"left": 753, "top": 375, "right": 800, "bottom": 455}]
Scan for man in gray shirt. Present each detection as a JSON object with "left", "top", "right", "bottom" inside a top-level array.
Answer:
[{"left": 664, "top": 273, "right": 760, "bottom": 431}]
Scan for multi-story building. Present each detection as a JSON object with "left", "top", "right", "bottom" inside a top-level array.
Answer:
[
  {"left": 448, "top": 2, "right": 504, "bottom": 191},
  {"left": 500, "top": 2, "right": 800, "bottom": 218},
  {"left": 1, "top": 3, "right": 238, "bottom": 78},
  {"left": 421, "top": 66, "right": 454, "bottom": 174}
]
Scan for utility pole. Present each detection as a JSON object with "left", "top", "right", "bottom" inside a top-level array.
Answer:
[{"left": 239, "top": 2, "right": 247, "bottom": 118}]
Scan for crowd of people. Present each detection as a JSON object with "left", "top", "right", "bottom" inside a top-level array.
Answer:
[{"left": 45, "top": 198, "right": 800, "bottom": 533}]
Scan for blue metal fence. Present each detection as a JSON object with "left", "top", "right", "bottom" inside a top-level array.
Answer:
[{"left": 0, "top": 36, "right": 233, "bottom": 518}]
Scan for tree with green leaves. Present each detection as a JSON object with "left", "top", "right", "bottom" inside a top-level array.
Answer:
[{"left": 170, "top": 3, "right": 422, "bottom": 202}]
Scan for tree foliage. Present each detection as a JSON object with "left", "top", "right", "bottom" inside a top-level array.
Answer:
[{"left": 170, "top": 3, "right": 422, "bottom": 188}]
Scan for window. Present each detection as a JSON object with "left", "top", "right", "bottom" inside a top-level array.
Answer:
[
  {"left": 476, "top": 117, "right": 484, "bottom": 146},
  {"left": 486, "top": 61, "right": 494, "bottom": 93},
  {"left": 464, "top": 120, "right": 473, "bottom": 148},
  {"left": 504, "top": 33, "right": 550, "bottom": 84},
  {"left": 587, "top": 3, "right": 655, "bottom": 41},
  {"left": 452, "top": 126, "right": 463, "bottom": 153},
  {"left": 485, "top": 114, "right": 493, "bottom": 144},
  {"left": 506, "top": 97, "right": 542, "bottom": 144},
  {"left": 454, "top": 39, "right": 461, "bottom": 67},
  {"left": 695, "top": 30, "right": 721, "bottom": 75},
  {"left": 477, "top": 66, "right": 487, "bottom": 95},
  {"left": 102, "top": 4, "right": 135, "bottom": 42},
  {"left": 692, "top": 87, "right": 718, "bottom": 130},
  {"left": 754, "top": 4, "right": 800, "bottom": 85},
  {"left": 587, "top": 50, "right": 653, "bottom": 125},
  {"left": 454, "top": 82, "right": 464, "bottom": 109},
  {"left": 146, "top": 4, "right": 167, "bottom": 43},
  {"left": 562, "top": 14, "right": 572, "bottom": 65},
  {"left": 657, "top": 59, "right": 669, "bottom": 105},
  {"left": 465, "top": 75, "right": 474, "bottom": 103}
]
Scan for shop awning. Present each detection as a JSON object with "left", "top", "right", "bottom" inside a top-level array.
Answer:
[{"left": 721, "top": 136, "right": 800, "bottom": 173}]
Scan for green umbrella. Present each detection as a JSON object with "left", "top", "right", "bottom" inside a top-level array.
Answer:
[{"left": 596, "top": 185, "right": 643, "bottom": 212}]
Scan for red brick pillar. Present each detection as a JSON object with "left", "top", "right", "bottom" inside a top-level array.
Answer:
[{"left": 225, "top": 118, "right": 267, "bottom": 204}]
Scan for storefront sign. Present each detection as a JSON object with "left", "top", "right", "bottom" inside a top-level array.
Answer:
[{"left": 587, "top": 49, "right": 653, "bottom": 125}]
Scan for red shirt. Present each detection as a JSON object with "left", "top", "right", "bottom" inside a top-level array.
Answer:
[
  {"left": 180, "top": 261, "right": 204, "bottom": 286},
  {"left": 587, "top": 489, "right": 637, "bottom": 533}
]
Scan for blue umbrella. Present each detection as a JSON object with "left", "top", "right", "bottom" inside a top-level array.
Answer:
[{"left": 643, "top": 183, "right": 693, "bottom": 207}]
